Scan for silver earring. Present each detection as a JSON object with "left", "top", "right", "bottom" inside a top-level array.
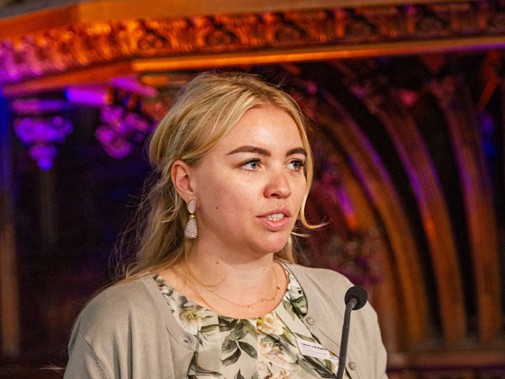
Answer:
[{"left": 184, "top": 199, "right": 198, "bottom": 239}]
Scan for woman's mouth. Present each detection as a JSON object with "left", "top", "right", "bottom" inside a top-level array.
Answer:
[
  {"left": 265, "top": 213, "right": 285, "bottom": 221},
  {"left": 260, "top": 210, "right": 291, "bottom": 231}
]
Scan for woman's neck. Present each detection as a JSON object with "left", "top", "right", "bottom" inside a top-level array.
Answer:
[
  {"left": 162, "top": 252, "right": 287, "bottom": 319},
  {"left": 189, "top": 248, "right": 275, "bottom": 285}
]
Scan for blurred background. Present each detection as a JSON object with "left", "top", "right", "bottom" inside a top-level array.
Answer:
[{"left": 0, "top": 0, "right": 504, "bottom": 378}]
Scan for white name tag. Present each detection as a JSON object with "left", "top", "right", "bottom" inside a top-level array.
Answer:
[{"left": 296, "top": 338, "right": 339, "bottom": 362}]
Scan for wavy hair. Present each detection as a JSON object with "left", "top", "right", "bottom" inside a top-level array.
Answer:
[{"left": 120, "top": 71, "right": 316, "bottom": 278}]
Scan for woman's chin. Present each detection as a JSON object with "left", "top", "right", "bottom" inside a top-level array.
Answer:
[{"left": 259, "top": 237, "right": 290, "bottom": 255}]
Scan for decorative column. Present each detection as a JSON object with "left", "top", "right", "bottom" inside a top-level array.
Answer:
[{"left": 0, "top": 93, "right": 20, "bottom": 357}]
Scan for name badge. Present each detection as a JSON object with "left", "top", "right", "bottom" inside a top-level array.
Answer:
[{"left": 296, "top": 338, "right": 339, "bottom": 362}]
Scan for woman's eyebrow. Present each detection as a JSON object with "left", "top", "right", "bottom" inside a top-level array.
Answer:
[
  {"left": 227, "top": 146, "right": 271, "bottom": 156},
  {"left": 287, "top": 147, "right": 307, "bottom": 157},
  {"left": 227, "top": 145, "right": 307, "bottom": 157}
]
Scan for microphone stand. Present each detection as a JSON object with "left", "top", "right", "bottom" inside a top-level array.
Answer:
[{"left": 335, "top": 297, "right": 358, "bottom": 379}]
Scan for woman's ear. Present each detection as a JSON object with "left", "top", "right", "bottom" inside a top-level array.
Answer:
[{"left": 171, "top": 160, "right": 196, "bottom": 199}]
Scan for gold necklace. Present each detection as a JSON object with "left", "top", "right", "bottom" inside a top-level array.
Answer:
[{"left": 194, "top": 266, "right": 281, "bottom": 310}]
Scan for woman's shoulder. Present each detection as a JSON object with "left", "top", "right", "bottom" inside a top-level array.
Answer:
[
  {"left": 73, "top": 275, "right": 161, "bottom": 334},
  {"left": 87, "top": 275, "right": 155, "bottom": 306}
]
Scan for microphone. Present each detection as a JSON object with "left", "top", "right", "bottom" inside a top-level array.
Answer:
[
  {"left": 344, "top": 285, "right": 368, "bottom": 311},
  {"left": 335, "top": 285, "right": 368, "bottom": 379}
]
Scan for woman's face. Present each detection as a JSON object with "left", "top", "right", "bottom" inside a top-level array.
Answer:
[{"left": 190, "top": 104, "right": 307, "bottom": 260}]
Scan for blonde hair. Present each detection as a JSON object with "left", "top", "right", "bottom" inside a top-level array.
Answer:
[{"left": 121, "top": 71, "right": 315, "bottom": 278}]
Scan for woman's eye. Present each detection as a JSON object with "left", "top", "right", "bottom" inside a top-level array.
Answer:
[
  {"left": 288, "top": 159, "right": 305, "bottom": 171},
  {"left": 242, "top": 159, "right": 260, "bottom": 170}
]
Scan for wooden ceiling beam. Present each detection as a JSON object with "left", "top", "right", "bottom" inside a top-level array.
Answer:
[{"left": 0, "top": 0, "right": 504, "bottom": 97}]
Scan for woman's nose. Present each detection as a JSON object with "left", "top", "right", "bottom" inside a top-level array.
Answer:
[{"left": 264, "top": 171, "right": 291, "bottom": 198}]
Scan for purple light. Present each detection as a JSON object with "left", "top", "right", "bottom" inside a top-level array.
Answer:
[
  {"left": 65, "top": 85, "right": 110, "bottom": 107},
  {"left": 110, "top": 77, "right": 158, "bottom": 97},
  {"left": 95, "top": 105, "right": 153, "bottom": 159},
  {"left": 28, "top": 144, "right": 57, "bottom": 170},
  {"left": 14, "top": 116, "right": 73, "bottom": 170},
  {"left": 11, "top": 98, "right": 71, "bottom": 114}
]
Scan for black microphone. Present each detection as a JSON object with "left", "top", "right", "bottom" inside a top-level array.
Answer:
[{"left": 335, "top": 285, "right": 368, "bottom": 379}]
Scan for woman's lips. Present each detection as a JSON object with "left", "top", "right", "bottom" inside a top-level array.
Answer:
[{"left": 259, "top": 210, "right": 291, "bottom": 231}]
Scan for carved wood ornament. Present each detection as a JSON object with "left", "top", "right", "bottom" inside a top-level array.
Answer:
[{"left": 0, "top": 0, "right": 504, "bottom": 95}]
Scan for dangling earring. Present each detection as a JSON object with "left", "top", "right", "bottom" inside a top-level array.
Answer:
[{"left": 184, "top": 199, "right": 198, "bottom": 239}]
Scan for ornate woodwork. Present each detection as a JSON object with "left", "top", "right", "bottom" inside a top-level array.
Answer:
[
  {"left": 429, "top": 75, "right": 501, "bottom": 344},
  {"left": 301, "top": 87, "right": 430, "bottom": 350},
  {"left": 0, "top": 0, "right": 505, "bottom": 96},
  {"left": 342, "top": 65, "right": 468, "bottom": 345}
]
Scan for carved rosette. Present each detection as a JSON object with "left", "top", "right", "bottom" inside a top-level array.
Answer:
[{"left": 0, "top": 1, "right": 504, "bottom": 84}]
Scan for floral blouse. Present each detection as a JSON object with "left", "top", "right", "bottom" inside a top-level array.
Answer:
[{"left": 154, "top": 265, "right": 341, "bottom": 378}]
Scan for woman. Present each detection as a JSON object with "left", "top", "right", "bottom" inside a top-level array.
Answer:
[{"left": 64, "top": 71, "right": 388, "bottom": 378}]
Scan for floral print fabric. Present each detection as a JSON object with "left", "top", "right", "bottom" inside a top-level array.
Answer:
[{"left": 154, "top": 264, "right": 340, "bottom": 378}]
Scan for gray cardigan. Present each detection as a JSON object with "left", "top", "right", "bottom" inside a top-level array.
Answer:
[{"left": 64, "top": 264, "right": 388, "bottom": 378}]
